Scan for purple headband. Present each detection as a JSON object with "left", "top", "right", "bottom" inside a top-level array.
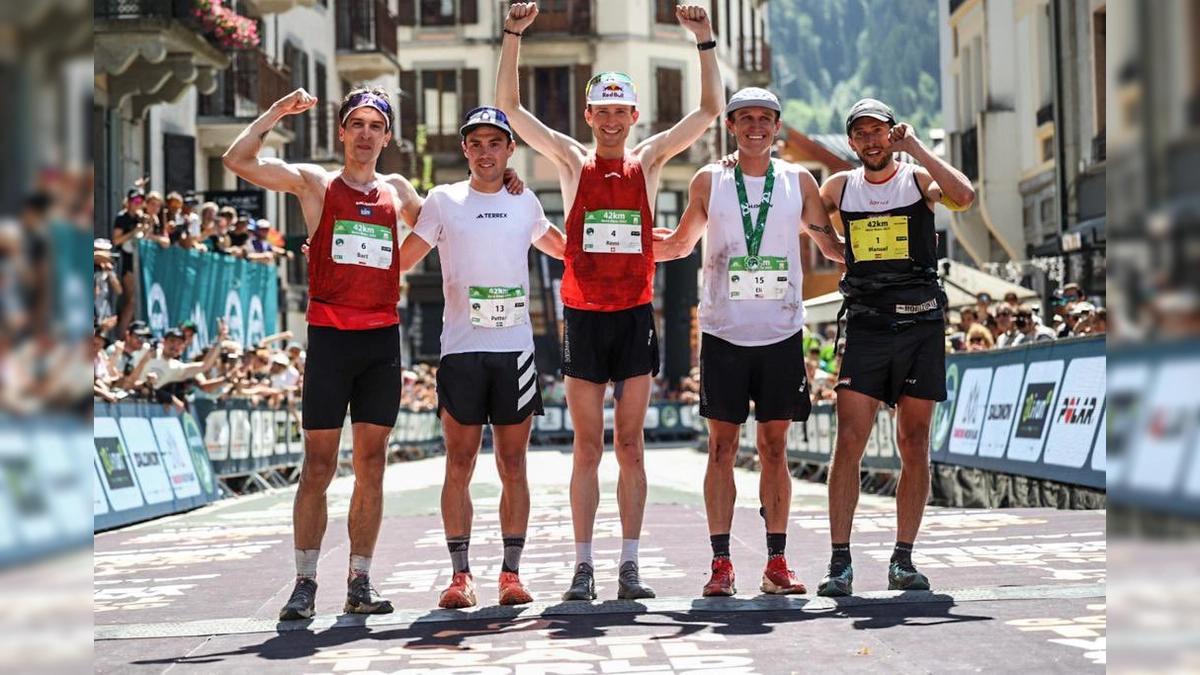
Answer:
[{"left": 341, "top": 92, "right": 393, "bottom": 131}]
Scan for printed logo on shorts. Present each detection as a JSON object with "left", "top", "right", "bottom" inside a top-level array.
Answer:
[
  {"left": 905, "top": 378, "right": 917, "bottom": 385},
  {"left": 838, "top": 377, "right": 852, "bottom": 386}
]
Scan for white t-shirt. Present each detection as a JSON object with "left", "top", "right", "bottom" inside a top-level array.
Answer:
[
  {"left": 271, "top": 366, "right": 300, "bottom": 390},
  {"left": 413, "top": 181, "right": 551, "bottom": 355},
  {"left": 698, "top": 162, "right": 807, "bottom": 346}
]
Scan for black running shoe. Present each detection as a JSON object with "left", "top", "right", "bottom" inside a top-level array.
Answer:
[
  {"left": 617, "top": 561, "right": 656, "bottom": 600},
  {"left": 344, "top": 574, "right": 394, "bottom": 614},
  {"left": 561, "top": 562, "right": 596, "bottom": 601},
  {"left": 279, "top": 578, "right": 317, "bottom": 621}
]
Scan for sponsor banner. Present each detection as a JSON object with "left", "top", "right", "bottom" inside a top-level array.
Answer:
[
  {"left": 249, "top": 411, "right": 275, "bottom": 460},
  {"left": 0, "top": 429, "right": 56, "bottom": 547},
  {"left": 644, "top": 405, "right": 659, "bottom": 430},
  {"left": 94, "top": 417, "right": 145, "bottom": 512},
  {"left": 150, "top": 418, "right": 203, "bottom": 502},
  {"left": 930, "top": 363, "right": 961, "bottom": 455},
  {"left": 1043, "top": 357, "right": 1106, "bottom": 469},
  {"left": 1091, "top": 410, "right": 1106, "bottom": 474},
  {"left": 30, "top": 428, "right": 92, "bottom": 539},
  {"left": 949, "top": 368, "right": 993, "bottom": 456},
  {"left": 1125, "top": 358, "right": 1200, "bottom": 496},
  {"left": 274, "top": 411, "right": 290, "bottom": 456},
  {"left": 119, "top": 418, "right": 174, "bottom": 505},
  {"left": 229, "top": 410, "right": 252, "bottom": 460},
  {"left": 94, "top": 467, "right": 109, "bottom": 516},
  {"left": 179, "top": 412, "right": 220, "bottom": 502},
  {"left": 538, "top": 406, "right": 564, "bottom": 432},
  {"left": 978, "top": 363, "right": 1024, "bottom": 458},
  {"left": 1105, "top": 362, "right": 1151, "bottom": 488},
  {"left": 1007, "top": 360, "right": 1065, "bottom": 462}
]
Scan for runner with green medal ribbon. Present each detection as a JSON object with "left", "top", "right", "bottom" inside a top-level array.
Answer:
[{"left": 729, "top": 162, "right": 788, "bottom": 300}]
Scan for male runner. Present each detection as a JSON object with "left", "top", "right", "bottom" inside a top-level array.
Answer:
[
  {"left": 655, "top": 88, "right": 844, "bottom": 597},
  {"left": 396, "top": 106, "right": 565, "bottom": 608},
  {"left": 224, "top": 86, "right": 424, "bottom": 620},
  {"left": 496, "top": 2, "right": 721, "bottom": 600},
  {"left": 817, "top": 98, "right": 975, "bottom": 596}
]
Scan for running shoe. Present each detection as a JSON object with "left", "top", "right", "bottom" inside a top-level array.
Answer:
[
  {"left": 561, "top": 562, "right": 596, "bottom": 601},
  {"left": 617, "top": 561, "right": 656, "bottom": 600},
  {"left": 817, "top": 560, "right": 854, "bottom": 597},
  {"left": 702, "top": 557, "right": 737, "bottom": 597},
  {"left": 279, "top": 577, "right": 317, "bottom": 621},
  {"left": 344, "top": 574, "right": 394, "bottom": 614},
  {"left": 497, "top": 571, "right": 533, "bottom": 606},
  {"left": 887, "top": 560, "right": 931, "bottom": 591},
  {"left": 438, "top": 571, "right": 477, "bottom": 609},
  {"left": 760, "top": 556, "right": 807, "bottom": 594}
]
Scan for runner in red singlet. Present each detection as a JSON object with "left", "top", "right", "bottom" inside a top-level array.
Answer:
[{"left": 497, "top": 2, "right": 722, "bottom": 600}]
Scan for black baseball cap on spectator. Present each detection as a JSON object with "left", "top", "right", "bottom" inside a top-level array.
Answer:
[
  {"left": 164, "top": 327, "right": 186, "bottom": 340},
  {"left": 127, "top": 188, "right": 145, "bottom": 201},
  {"left": 183, "top": 191, "right": 199, "bottom": 207},
  {"left": 235, "top": 213, "right": 251, "bottom": 226},
  {"left": 129, "top": 320, "right": 152, "bottom": 337}
]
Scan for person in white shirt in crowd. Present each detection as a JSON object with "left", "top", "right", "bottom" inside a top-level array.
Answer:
[{"left": 1011, "top": 304, "right": 1057, "bottom": 345}]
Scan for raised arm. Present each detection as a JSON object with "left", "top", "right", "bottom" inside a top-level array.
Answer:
[
  {"left": 798, "top": 170, "right": 845, "bottom": 264},
  {"left": 654, "top": 168, "right": 713, "bottom": 261},
  {"left": 636, "top": 5, "right": 723, "bottom": 168},
  {"left": 222, "top": 89, "right": 328, "bottom": 200},
  {"left": 889, "top": 123, "right": 975, "bottom": 210},
  {"left": 495, "top": 3, "right": 587, "bottom": 168}
]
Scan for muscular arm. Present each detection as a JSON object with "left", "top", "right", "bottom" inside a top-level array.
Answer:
[
  {"left": 818, "top": 172, "right": 848, "bottom": 237},
  {"left": 654, "top": 168, "right": 712, "bottom": 261},
  {"left": 636, "top": 5, "right": 723, "bottom": 169},
  {"left": 533, "top": 225, "right": 566, "bottom": 260},
  {"left": 799, "top": 171, "right": 845, "bottom": 264},
  {"left": 382, "top": 173, "right": 424, "bottom": 227},
  {"left": 900, "top": 129, "right": 975, "bottom": 209}
]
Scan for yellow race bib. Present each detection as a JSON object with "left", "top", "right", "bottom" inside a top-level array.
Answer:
[{"left": 848, "top": 215, "right": 910, "bottom": 261}]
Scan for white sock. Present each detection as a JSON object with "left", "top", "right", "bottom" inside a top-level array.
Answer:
[
  {"left": 295, "top": 549, "right": 320, "bottom": 580},
  {"left": 349, "top": 553, "right": 371, "bottom": 579},
  {"left": 575, "top": 541, "right": 593, "bottom": 567},
  {"left": 620, "top": 539, "right": 639, "bottom": 565}
]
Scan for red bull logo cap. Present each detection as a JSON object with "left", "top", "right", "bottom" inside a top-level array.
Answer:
[{"left": 585, "top": 72, "right": 638, "bottom": 106}]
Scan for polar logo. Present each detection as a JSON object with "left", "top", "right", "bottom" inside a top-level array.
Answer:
[
  {"left": 224, "top": 291, "right": 245, "bottom": 344},
  {"left": 247, "top": 296, "right": 266, "bottom": 346},
  {"left": 147, "top": 283, "right": 170, "bottom": 337}
]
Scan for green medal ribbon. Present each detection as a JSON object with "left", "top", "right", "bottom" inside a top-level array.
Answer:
[{"left": 734, "top": 161, "right": 776, "bottom": 263}]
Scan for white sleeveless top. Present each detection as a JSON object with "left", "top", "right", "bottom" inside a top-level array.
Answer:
[{"left": 697, "top": 162, "right": 806, "bottom": 346}]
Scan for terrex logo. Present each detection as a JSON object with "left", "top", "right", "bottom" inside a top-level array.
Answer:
[{"left": 476, "top": 212, "right": 508, "bottom": 219}]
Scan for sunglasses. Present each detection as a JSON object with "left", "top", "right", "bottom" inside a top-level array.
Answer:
[{"left": 969, "top": 337, "right": 987, "bottom": 344}]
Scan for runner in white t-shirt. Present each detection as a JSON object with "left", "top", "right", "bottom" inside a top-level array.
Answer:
[{"left": 398, "top": 106, "right": 565, "bottom": 609}]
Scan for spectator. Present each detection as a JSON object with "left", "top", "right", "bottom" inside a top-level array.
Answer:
[
  {"left": 141, "top": 327, "right": 221, "bottom": 411},
  {"left": 974, "top": 292, "right": 993, "bottom": 319},
  {"left": 994, "top": 303, "right": 1017, "bottom": 348},
  {"left": 965, "top": 324, "right": 994, "bottom": 351},
  {"left": 959, "top": 306, "right": 979, "bottom": 333},
  {"left": 269, "top": 352, "right": 301, "bottom": 401},
  {"left": 1002, "top": 291, "right": 1019, "bottom": 310},
  {"left": 226, "top": 212, "right": 253, "bottom": 257},
  {"left": 93, "top": 238, "right": 122, "bottom": 330},
  {"left": 106, "top": 319, "right": 152, "bottom": 387},
  {"left": 163, "top": 191, "right": 186, "bottom": 232},
  {"left": 1011, "top": 304, "right": 1056, "bottom": 345},
  {"left": 202, "top": 204, "right": 233, "bottom": 254},
  {"left": 1061, "top": 282, "right": 1086, "bottom": 304},
  {"left": 1070, "top": 302, "right": 1098, "bottom": 336},
  {"left": 142, "top": 191, "right": 171, "bottom": 248},
  {"left": 110, "top": 188, "right": 145, "bottom": 336},
  {"left": 1089, "top": 307, "right": 1107, "bottom": 334},
  {"left": 182, "top": 191, "right": 202, "bottom": 238}
]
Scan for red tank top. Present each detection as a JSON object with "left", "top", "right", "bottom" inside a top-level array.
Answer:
[
  {"left": 306, "top": 176, "right": 401, "bottom": 330},
  {"left": 561, "top": 153, "right": 656, "bottom": 311}
]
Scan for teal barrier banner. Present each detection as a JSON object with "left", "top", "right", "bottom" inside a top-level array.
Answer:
[{"left": 138, "top": 241, "right": 279, "bottom": 350}]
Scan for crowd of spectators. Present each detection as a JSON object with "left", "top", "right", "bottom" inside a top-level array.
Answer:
[{"left": 946, "top": 284, "right": 1106, "bottom": 353}]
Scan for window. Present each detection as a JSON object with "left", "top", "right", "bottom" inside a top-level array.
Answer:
[
  {"left": 315, "top": 61, "right": 330, "bottom": 155},
  {"left": 1093, "top": 8, "right": 1105, "bottom": 134},
  {"left": 533, "top": 67, "right": 572, "bottom": 135},
  {"left": 420, "top": 0, "right": 455, "bottom": 26},
  {"left": 654, "top": 67, "right": 683, "bottom": 133},
  {"left": 655, "top": 0, "right": 676, "bottom": 24},
  {"left": 422, "top": 70, "right": 459, "bottom": 136}
]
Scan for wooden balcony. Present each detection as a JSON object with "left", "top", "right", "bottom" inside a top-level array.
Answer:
[
  {"left": 336, "top": 0, "right": 400, "bottom": 81},
  {"left": 738, "top": 36, "right": 772, "bottom": 87},
  {"left": 197, "top": 49, "right": 294, "bottom": 152}
]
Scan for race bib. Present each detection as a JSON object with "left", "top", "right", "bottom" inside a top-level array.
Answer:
[
  {"left": 331, "top": 220, "right": 394, "bottom": 269},
  {"left": 848, "top": 215, "right": 910, "bottom": 261},
  {"left": 728, "top": 256, "right": 789, "bottom": 300},
  {"left": 582, "top": 209, "right": 643, "bottom": 254},
  {"left": 469, "top": 286, "right": 528, "bottom": 328}
]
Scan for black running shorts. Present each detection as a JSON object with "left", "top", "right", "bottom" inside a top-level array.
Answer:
[
  {"left": 302, "top": 325, "right": 402, "bottom": 430},
  {"left": 561, "top": 303, "right": 660, "bottom": 384},
  {"left": 436, "top": 350, "right": 544, "bottom": 425},
  {"left": 699, "top": 330, "right": 811, "bottom": 424},
  {"left": 835, "top": 317, "right": 947, "bottom": 406}
]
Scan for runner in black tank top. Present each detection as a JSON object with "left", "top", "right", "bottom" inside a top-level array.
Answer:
[{"left": 817, "top": 98, "right": 977, "bottom": 599}]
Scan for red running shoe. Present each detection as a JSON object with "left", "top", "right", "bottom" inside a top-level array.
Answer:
[
  {"left": 497, "top": 571, "right": 533, "bottom": 606},
  {"left": 760, "top": 556, "right": 807, "bottom": 595},
  {"left": 437, "top": 571, "right": 477, "bottom": 609},
  {"left": 702, "top": 557, "right": 737, "bottom": 597}
]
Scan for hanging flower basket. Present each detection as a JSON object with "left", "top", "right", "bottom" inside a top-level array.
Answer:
[{"left": 193, "top": 0, "right": 261, "bottom": 50}]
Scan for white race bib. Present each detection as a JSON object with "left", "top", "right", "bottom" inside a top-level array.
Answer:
[
  {"left": 728, "top": 256, "right": 789, "bottom": 300},
  {"left": 331, "top": 220, "right": 394, "bottom": 269},
  {"left": 469, "top": 286, "right": 528, "bottom": 328},
  {"left": 582, "top": 209, "right": 643, "bottom": 254}
]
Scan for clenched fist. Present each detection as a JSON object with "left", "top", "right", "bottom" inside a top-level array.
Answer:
[
  {"left": 676, "top": 4, "right": 713, "bottom": 41},
  {"left": 273, "top": 89, "right": 318, "bottom": 117},
  {"left": 505, "top": 2, "right": 538, "bottom": 33}
]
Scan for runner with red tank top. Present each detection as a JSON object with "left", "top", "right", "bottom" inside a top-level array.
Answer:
[
  {"left": 223, "top": 86, "right": 525, "bottom": 622},
  {"left": 497, "top": 2, "right": 723, "bottom": 601}
]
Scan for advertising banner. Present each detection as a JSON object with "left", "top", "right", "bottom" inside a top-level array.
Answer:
[
  {"left": 1007, "top": 360, "right": 1065, "bottom": 463},
  {"left": 1043, "top": 356, "right": 1105, "bottom": 469},
  {"left": 977, "top": 363, "right": 1024, "bottom": 459},
  {"left": 949, "top": 367, "right": 993, "bottom": 457}
]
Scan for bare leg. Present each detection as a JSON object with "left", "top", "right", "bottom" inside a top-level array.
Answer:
[
  {"left": 565, "top": 377, "right": 607, "bottom": 544},
  {"left": 347, "top": 422, "right": 391, "bottom": 557},
  {"left": 612, "top": 374, "right": 651, "bottom": 540},
  {"left": 756, "top": 420, "right": 792, "bottom": 533},
  {"left": 294, "top": 429, "right": 341, "bottom": 551},
  {"left": 440, "top": 411, "right": 483, "bottom": 539},
  {"left": 704, "top": 419, "right": 741, "bottom": 536},
  {"left": 492, "top": 417, "right": 533, "bottom": 536},
  {"left": 894, "top": 396, "right": 935, "bottom": 544},
  {"left": 828, "top": 388, "right": 880, "bottom": 543}
]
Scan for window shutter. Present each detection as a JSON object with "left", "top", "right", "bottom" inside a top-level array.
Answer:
[
  {"left": 461, "top": 68, "right": 479, "bottom": 116},
  {"left": 573, "top": 64, "right": 591, "bottom": 141},
  {"left": 460, "top": 0, "right": 477, "bottom": 24},
  {"left": 398, "top": 0, "right": 416, "bottom": 26},
  {"left": 399, "top": 70, "right": 418, "bottom": 143}
]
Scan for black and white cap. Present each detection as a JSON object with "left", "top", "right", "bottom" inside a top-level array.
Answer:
[
  {"left": 845, "top": 98, "right": 896, "bottom": 133},
  {"left": 726, "top": 87, "right": 781, "bottom": 114}
]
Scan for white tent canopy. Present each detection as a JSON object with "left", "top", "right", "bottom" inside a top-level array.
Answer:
[{"left": 803, "top": 259, "right": 1038, "bottom": 326}]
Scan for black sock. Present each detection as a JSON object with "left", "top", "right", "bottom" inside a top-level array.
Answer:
[
  {"left": 831, "top": 542, "right": 852, "bottom": 566},
  {"left": 447, "top": 536, "right": 470, "bottom": 574},
  {"left": 501, "top": 535, "right": 525, "bottom": 574},
  {"left": 710, "top": 534, "right": 731, "bottom": 560},
  {"left": 892, "top": 541, "right": 914, "bottom": 567},
  {"left": 766, "top": 533, "right": 787, "bottom": 560}
]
